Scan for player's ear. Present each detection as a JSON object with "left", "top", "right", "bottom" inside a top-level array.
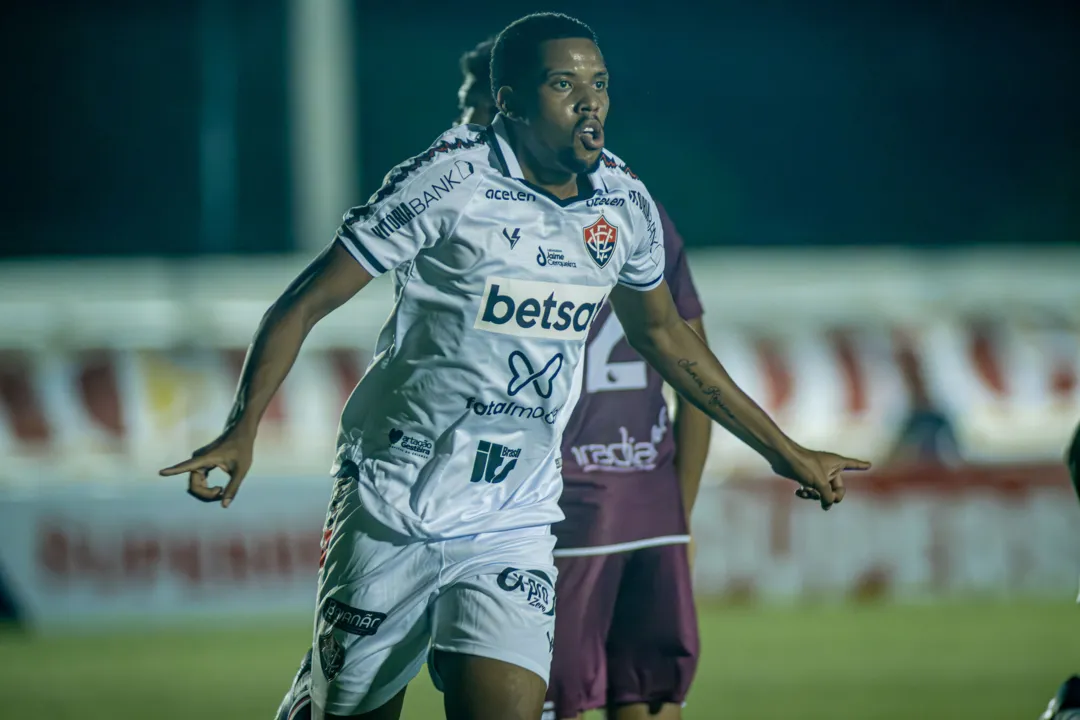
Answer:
[{"left": 496, "top": 86, "right": 519, "bottom": 120}]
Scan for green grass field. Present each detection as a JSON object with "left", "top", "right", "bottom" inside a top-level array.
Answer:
[{"left": 1, "top": 602, "right": 1076, "bottom": 719}]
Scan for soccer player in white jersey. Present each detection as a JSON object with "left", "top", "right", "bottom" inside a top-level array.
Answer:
[
  {"left": 162, "top": 13, "right": 870, "bottom": 720},
  {"left": 457, "top": 36, "right": 712, "bottom": 720}
]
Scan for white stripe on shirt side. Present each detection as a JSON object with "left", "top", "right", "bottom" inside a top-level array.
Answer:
[{"left": 552, "top": 534, "right": 691, "bottom": 558}]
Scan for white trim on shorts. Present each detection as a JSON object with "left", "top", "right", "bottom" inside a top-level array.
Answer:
[{"left": 552, "top": 534, "right": 690, "bottom": 558}]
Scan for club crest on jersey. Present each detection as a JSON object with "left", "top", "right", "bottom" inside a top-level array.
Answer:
[{"left": 583, "top": 215, "right": 618, "bottom": 269}]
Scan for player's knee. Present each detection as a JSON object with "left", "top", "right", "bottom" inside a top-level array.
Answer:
[{"left": 610, "top": 702, "right": 682, "bottom": 720}]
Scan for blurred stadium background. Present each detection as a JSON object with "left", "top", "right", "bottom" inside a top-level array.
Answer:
[{"left": 2, "top": 1, "right": 1079, "bottom": 718}]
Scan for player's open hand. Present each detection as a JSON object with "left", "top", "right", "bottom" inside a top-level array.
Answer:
[
  {"left": 771, "top": 448, "right": 871, "bottom": 511},
  {"left": 159, "top": 431, "right": 254, "bottom": 508}
]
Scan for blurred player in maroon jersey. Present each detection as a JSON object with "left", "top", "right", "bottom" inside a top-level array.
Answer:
[
  {"left": 458, "top": 37, "right": 713, "bottom": 720},
  {"left": 277, "top": 35, "right": 713, "bottom": 720}
]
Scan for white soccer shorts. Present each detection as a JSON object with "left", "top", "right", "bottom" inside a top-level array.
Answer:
[{"left": 309, "top": 467, "right": 558, "bottom": 716}]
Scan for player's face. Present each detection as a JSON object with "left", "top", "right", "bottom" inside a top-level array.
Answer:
[
  {"left": 457, "top": 72, "right": 496, "bottom": 126},
  {"left": 523, "top": 37, "right": 609, "bottom": 174}
]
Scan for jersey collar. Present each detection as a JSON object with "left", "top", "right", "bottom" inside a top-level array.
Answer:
[{"left": 489, "top": 114, "right": 606, "bottom": 194}]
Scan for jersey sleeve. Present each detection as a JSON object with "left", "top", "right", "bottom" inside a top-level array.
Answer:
[
  {"left": 336, "top": 154, "right": 481, "bottom": 276},
  {"left": 617, "top": 188, "right": 666, "bottom": 292},
  {"left": 657, "top": 202, "right": 704, "bottom": 321}
]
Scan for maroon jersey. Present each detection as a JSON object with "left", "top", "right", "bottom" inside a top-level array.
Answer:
[{"left": 554, "top": 203, "right": 704, "bottom": 550}]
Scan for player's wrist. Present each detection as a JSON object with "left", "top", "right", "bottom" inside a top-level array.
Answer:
[
  {"left": 767, "top": 437, "right": 808, "bottom": 477},
  {"left": 223, "top": 416, "right": 259, "bottom": 444}
]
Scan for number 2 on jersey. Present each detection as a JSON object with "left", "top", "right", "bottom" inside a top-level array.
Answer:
[{"left": 585, "top": 312, "right": 648, "bottom": 393}]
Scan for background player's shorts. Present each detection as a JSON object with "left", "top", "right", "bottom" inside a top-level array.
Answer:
[
  {"left": 310, "top": 465, "right": 558, "bottom": 717},
  {"left": 544, "top": 542, "right": 699, "bottom": 719}
]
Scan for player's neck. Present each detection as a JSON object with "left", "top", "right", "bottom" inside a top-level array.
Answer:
[{"left": 509, "top": 130, "right": 581, "bottom": 201}]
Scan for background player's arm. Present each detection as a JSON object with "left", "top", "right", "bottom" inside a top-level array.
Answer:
[
  {"left": 1067, "top": 420, "right": 1080, "bottom": 503},
  {"left": 160, "top": 242, "right": 373, "bottom": 504},
  {"left": 611, "top": 281, "right": 870, "bottom": 508},
  {"left": 674, "top": 316, "right": 711, "bottom": 522}
]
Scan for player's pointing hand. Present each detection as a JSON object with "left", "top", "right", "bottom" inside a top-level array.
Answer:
[
  {"left": 159, "top": 431, "right": 254, "bottom": 508},
  {"left": 772, "top": 448, "right": 872, "bottom": 511}
]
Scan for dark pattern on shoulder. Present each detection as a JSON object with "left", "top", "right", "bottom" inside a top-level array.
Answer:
[
  {"left": 349, "top": 135, "right": 488, "bottom": 222},
  {"left": 600, "top": 152, "right": 638, "bottom": 180}
]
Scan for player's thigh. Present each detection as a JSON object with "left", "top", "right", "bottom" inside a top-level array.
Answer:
[
  {"left": 311, "top": 483, "right": 437, "bottom": 717},
  {"left": 435, "top": 651, "right": 548, "bottom": 720},
  {"left": 311, "top": 687, "right": 407, "bottom": 720},
  {"left": 606, "top": 543, "right": 699, "bottom": 710},
  {"left": 430, "top": 566, "right": 558, "bottom": 720},
  {"left": 544, "top": 552, "right": 627, "bottom": 720}
]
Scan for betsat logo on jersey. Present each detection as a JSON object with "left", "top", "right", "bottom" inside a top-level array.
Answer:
[{"left": 474, "top": 277, "right": 607, "bottom": 341}]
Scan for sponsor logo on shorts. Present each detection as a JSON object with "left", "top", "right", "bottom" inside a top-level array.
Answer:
[
  {"left": 317, "top": 630, "right": 345, "bottom": 683},
  {"left": 496, "top": 567, "right": 556, "bottom": 616},
  {"left": 474, "top": 277, "right": 607, "bottom": 340},
  {"left": 470, "top": 440, "right": 520, "bottom": 484},
  {"left": 388, "top": 427, "right": 433, "bottom": 459},
  {"left": 316, "top": 598, "right": 387, "bottom": 683},
  {"left": 536, "top": 246, "right": 577, "bottom": 268},
  {"left": 320, "top": 598, "right": 387, "bottom": 637}
]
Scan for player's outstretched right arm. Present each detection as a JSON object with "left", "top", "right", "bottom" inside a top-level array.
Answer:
[
  {"left": 161, "top": 130, "right": 484, "bottom": 505},
  {"left": 159, "top": 241, "right": 373, "bottom": 507}
]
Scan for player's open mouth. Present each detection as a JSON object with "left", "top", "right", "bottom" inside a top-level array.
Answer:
[{"left": 577, "top": 119, "right": 604, "bottom": 151}]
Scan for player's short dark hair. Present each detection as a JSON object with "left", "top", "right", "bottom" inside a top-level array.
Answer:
[
  {"left": 490, "top": 13, "right": 598, "bottom": 100},
  {"left": 459, "top": 37, "right": 495, "bottom": 84}
]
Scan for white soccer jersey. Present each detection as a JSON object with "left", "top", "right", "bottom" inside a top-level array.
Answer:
[{"left": 333, "top": 114, "right": 665, "bottom": 540}]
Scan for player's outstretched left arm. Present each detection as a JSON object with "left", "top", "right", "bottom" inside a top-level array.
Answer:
[
  {"left": 611, "top": 281, "right": 871, "bottom": 510},
  {"left": 674, "top": 316, "right": 712, "bottom": 523},
  {"left": 159, "top": 241, "right": 374, "bottom": 507}
]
